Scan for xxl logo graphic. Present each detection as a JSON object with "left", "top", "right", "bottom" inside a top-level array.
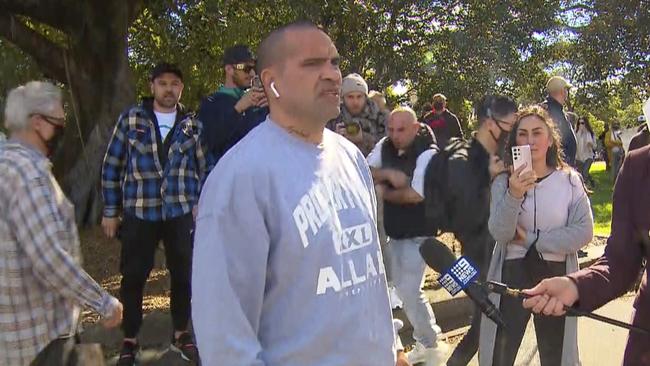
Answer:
[{"left": 333, "top": 223, "right": 373, "bottom": 254}]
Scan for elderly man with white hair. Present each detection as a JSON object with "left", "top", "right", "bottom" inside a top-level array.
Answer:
[
  {"left": 541, "top": 76, "right": 578, "bottom": 166},
  {"left": 0, "top": 81, "right": 123, "bottom": 366}
]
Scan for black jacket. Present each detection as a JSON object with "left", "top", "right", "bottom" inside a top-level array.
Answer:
[
  {"left": 197, "top": 90, "right": 268, "bottom": 170},
  {"left": 422, "top": 138, "right": 494, "bottom": 269},
  {"left": 541, "top": 96, "right": 577, "bottom": 166},
  {"left": 422, "top": 109, "right": 463, "bottom": 149}
]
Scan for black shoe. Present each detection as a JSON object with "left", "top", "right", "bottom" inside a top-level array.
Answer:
[
  {"left": 577, "top": 249, "right": 588, "bottom": 258},
  {"left": 170, "top": 332, "right": 199, "bottom": 363},
  {"left": 117, "top": 341, "right": 139, "bottom": 366}
]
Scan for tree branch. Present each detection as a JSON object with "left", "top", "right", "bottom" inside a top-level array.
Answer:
[
  {"left": 556, "top": 22, "right": 588, "bottom": 33},
  {"left": 0, "top": 0, "right": 81, "bottom": 32},
  {"left": 560, "top": 3, "right": 595, "bottom": 13},
  {"left": 0, "top": 14, "right": 67, "bottom": 81}
]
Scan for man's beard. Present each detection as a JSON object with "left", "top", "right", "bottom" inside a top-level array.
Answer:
[
  {"left": 156, "top": 93, "right": 178, "bottom": 109},
  {"left": 234, "top": 75, "right": 250, "bottom": 90},
  {"left": 345, "top": 104, "right": 365, "bottom": 117}
]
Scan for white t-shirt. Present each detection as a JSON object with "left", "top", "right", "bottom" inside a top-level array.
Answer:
[
  {"left": 154, "top": 111, "right": 177, "bottom": 141},
  {"left": 366, "top": 137, "right": 437, "bottom": 198},
  {"left": 575, "top": 129, "right": 595, "bottom": 162}
]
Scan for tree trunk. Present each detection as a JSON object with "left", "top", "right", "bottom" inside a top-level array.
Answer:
[
  {"left": 57, "top": 55, "right": 135, "bottom": 225},
  {"left": 57, "top": 40, "right": 135, "bottom": 225},
  {"left": 0, "top": 1, "right": 144, "bottom": 225}
]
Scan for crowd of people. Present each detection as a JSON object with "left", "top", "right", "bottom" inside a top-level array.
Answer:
[{"left": 0, "top": 21, "right": 648, "bottom": 366}]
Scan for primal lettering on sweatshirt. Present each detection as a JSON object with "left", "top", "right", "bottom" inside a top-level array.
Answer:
[
  {"left": 316, "top": 250, "right": 386, "bottom": 295},
  {"left": 292, "top": 177, "right": 369, "bottom": 249},
  {"left": 292, "top": 176, "right": 385, "bottom": 296}
]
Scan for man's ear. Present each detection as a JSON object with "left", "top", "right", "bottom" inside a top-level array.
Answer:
[
  {"left": 260, "top": 69, "right": 273, "bottom": 90},
  {"left": 149, "top": 81, "right": 155, "bottom": 95}
]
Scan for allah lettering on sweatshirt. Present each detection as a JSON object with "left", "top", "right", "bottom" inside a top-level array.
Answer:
[{"left": 192, "top": 117, "right": 396, "bottom": 366}]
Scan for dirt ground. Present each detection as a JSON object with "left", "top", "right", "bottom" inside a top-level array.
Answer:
[
  {"left": 79, "top": 226, "right": 172, "bottom": 325},
  {"left": 77, "top": 226, "right": 608, "bottom": 363},
  {"left": 79, "top": 227, "right": 608, "bottom": 327}
]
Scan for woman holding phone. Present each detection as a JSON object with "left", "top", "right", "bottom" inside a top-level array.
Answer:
[{"left": 479, "top": 105, "right": 594, "bottom": 366}]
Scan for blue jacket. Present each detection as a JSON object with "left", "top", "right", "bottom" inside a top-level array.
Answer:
[{"left": 101, "top": 99, "right": 206, "bottom": 221}]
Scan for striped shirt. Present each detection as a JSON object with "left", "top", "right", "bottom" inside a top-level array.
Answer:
[{"left": 0, "top": 141, "right": 118, "bottom": 366}]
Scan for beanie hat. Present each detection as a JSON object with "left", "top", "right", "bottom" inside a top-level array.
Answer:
[{"left": 341, "top": 73, "right": 368, "bottom": 97}]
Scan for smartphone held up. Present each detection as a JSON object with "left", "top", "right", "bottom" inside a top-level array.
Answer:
[{"left": 511, "top": 145, "right": 532, "bottom": 176}]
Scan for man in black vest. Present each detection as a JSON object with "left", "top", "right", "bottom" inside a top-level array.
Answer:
[
  {"left": 385, "top": 96, "right": 518, "bottom": 365},
  {"left": 367, "top": 106, "right": 444, "bottom": 365}
]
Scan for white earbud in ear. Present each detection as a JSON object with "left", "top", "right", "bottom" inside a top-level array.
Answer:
[{"left": 270, "top": 82, "right": 280, "bottom": 98}]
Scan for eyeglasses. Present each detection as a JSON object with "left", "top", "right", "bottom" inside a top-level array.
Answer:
[
  {"left": 30, "top": 113, "right": 66, "bottom": 127},
  {"left": 493, "top": 117, "right": 514, "bottom": 132},
  {"left": 232, "top": 63, "right": 255, "bottom": 73}
]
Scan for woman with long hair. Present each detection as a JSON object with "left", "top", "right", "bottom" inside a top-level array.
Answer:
[
  {"left": 479, "top": 105, "right": 594, "bottom": 366},
  {"left": 575, "top": 116, "right": 596, "bottom": 187}
]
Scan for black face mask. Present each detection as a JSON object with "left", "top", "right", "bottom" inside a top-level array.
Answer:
[
  {"left": 489, "top": 121, "right": 510, "bottom": 159},
  {"left": 38, "top": 124, "right": 65, "bottom": 157},
  {"left": 433, "top": 102, "right": 444, "bottom": 111}
]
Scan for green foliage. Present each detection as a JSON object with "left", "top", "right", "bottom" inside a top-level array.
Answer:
[
  {"left": 589, "top": 161, "right": 613, "bottom": 236},
  {"left": 1, "top": 0, "right": 647, "bottom": 122},
  {"left": 0, "top": 39, "right": 42, "bottom": 131}
]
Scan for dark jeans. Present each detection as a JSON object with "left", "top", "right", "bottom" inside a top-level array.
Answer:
[
  {"left": 31, "top": 337, "right": 76, "bottom": 366},
  {"left": 120, "top": 213, "right": 194, "bottom": 338},
  {"left": 576, "top": 158, "right": 594, "bottom": 185},
  {"left": 446, "top": 306, "right": 482, "bottom": 366},
  {"left": 493, "top": 259, "right": 567, "bottom": 366},
  {"left": 447, "top": 232, "right": 496, "bottom": 366}
]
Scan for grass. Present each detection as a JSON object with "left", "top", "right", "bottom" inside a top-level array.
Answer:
[{"left": 588, "top": 161, "right": 614, "bottom": 237}]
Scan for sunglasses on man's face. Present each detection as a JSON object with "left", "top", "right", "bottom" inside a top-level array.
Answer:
[
  {"left": 233, "top": 64, "right": 255, "bottom": 73},
  {"left": 30, "top": 113, "right": 66, "bottom": 128}
]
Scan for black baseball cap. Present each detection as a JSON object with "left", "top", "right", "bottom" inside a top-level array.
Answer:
[
  {"left": 150, "top": 62, "right": 183, "bottom": 82},
  {"left": 222, "top": 45, "right": 255, "bottom": 66}
]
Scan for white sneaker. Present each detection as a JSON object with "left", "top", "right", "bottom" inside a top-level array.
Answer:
[
  {"left": 407, "top": 341, "right": 448, "bottom": 366},
  {"left": 389, "top": 286, "right": 403, "bottom": 309}
]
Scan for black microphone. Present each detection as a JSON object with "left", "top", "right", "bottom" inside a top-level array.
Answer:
[{"left": 419, "top": 238, "right": 506, "bottom": 328}]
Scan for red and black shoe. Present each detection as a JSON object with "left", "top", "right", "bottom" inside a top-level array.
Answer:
[
  {"left": 170, "top": 332, "right": 199, "bottom": 363},
  {"left": 116, "top": 340, "right": 139, "bottom": 366}
]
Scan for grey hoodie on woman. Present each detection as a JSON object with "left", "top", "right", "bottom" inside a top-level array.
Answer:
[{"left": 479, "top": 169, "right": 593, "bottom": 366}]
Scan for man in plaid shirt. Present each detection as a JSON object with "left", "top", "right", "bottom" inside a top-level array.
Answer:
[
  {"left": 101, "top": 63, "right": 205, "bottom": 365},
  {"left": 0, "top": 81, "right": 123, "bottom": 366}
]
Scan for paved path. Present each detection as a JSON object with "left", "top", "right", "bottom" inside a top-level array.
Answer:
[{"left": 441, "top": 293, "right": 634, "bottom": 365}]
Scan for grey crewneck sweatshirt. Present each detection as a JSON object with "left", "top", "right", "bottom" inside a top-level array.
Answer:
[{"left": 192, "top": 117, "right": 396, "bottom": 366}]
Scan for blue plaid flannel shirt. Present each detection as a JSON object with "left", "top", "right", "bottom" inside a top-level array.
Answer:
[{"left": 102, "top": 104, "right": 207, "bottom": 221}]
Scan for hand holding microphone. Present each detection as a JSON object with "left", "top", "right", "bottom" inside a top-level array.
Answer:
[
  {"left": 487, "top": 279, "right": 650, "bottom": 335},
  {"left": 521, "top": 277, "right": 579, "bottom": 316}
]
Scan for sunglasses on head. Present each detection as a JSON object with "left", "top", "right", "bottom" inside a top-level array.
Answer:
[{"left": 233, "top": 63, "right": 255, "bottom": 73}]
